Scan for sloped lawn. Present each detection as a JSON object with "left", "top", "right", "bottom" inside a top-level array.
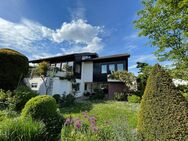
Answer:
[{"left": 60, "top": 101, "right": 139, "bottom": 140}]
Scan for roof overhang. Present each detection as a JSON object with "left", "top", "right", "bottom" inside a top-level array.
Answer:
[{"left": 29, "top": 52, "right": 98, "bottom": 64}]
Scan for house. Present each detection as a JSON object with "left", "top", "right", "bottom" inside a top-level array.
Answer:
[{"left": 25, "top": 52, "right": 130, "bottom": 99}]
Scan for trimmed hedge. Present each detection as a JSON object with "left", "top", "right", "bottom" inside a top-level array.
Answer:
[
  {"left": 137, "top": 64, "right": 188, "bottom": 140},
  {"left": 21, "top": 95, "right": 57, "bottom": 119},
  {"left": 0, "top": 48, "right": 29, "bottom": 90},
  {"left": 21, "top": 95, "right": 64, "bottom": 140}
]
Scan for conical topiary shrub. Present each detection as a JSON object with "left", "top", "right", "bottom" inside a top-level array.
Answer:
[{"left": 137, "top": 64, "right": 188, "bottom": 141}]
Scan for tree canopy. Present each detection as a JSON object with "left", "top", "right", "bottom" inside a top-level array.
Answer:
[{"left": 134, "top": 0, "right": 188, "bottom": 80}]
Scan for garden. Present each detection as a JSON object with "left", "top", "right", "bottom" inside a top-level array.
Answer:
[{"left": 0, "top": 0, "right": 188, "bottom": 140}]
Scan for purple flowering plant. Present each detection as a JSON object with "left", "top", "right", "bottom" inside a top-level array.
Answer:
[{"left": 61, "top": 111, "right": 113, "bottom": 140}]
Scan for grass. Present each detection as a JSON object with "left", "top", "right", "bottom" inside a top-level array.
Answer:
[
  {"left": 0, "top": 117, "right": 45, "bottom": 141},
  {"left": 60, "top": 100, "right": 140, "bottom": 140}
]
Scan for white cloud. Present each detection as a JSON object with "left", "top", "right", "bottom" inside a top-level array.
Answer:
[
  {"left": 133, "top": 54, "right": 157, "bottom": 62},
  {"left": 0, "top": 18, "right": 103, "bottom": 59},
  {"left": 0, "top": 18, "right": 43, "bottom": 53},
  {"left": 51, "top": 19, "right": 102, "bottom": 44},
  {"left": 61, "top": 37, "right": 103, "bottom": 54},
  {"left": 129, "top": 64, "right": 137, "bottom": 70}
]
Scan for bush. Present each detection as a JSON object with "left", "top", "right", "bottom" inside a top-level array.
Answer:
[
  {"left": 53, "top": 94, "right": 61, "bottom": 104},
  {"left": 60, "top": 93, "right": 76, "bottom": 107},
  {"left": 113, "top": 92, "right": 127, "bottom": 101},
  {"left": 0, "top": 90, "right": 8, "bottom": 110},
  {"left": 12, "top": 85, "right": 38, "bottom": 111},
  {"left": 21, "top": 95, "right": 64, "bottom": 140},
  {"left": 83, "top": 91, "right": 90, "bottom": 97},
  {"left": 183, "top": 93, "right": 188, "bottom": 101},
  {"left": 89, "top": 89, "right": 105, "bottom": 100},
  {"left": 0, "top": 117, "right": 45, "bottom": 141},
  {"left": 137, "top": 64, "right": 188, "bottom": 140},
  {"left": 177, "top": 85, "right": 188, "bottom": 94},
  {"left": 0, "top": 110, "right": 18, "bottom": 122},
  {"left": 0, "top": 48, "right": 29, "bottom": 91},
  {"left": 128, "top": 95, "right": 141, "bottom": 103}
]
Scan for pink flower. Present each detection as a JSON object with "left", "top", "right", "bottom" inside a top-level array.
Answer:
[
  {"left": 64, "top": 117, "right": 73, "bottom": 125},
  {"left": 82, "top": 111, "right": 88, "bottom": 118},
  {"left": 89, "top": 116, "right": 96, "bottom": 126},
  {"left": 74, "top": 119, "right": 82, "bottom": 129},
  {"left": 91, "top": 126, "right": 99, "bottom": 133}
]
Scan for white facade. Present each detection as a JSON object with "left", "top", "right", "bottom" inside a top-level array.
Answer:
[
  {"left": 24, "top": 77, "right": 47, "bottom": 94},
  {"left": 25, "top": 61, "right": 94, "bottom": 97}
]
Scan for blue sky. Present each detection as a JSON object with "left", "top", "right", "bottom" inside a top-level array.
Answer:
[{"left": 0, "top": 0, "right": 164, "bottom": 75}]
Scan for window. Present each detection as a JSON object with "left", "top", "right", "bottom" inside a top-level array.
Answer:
[
  {"left": 109, "top": 64, "right": 115, "bottom": 73},
  {"left": 31, "top": 83, "right": 37, "bottom": 88},
  {"left": 101, "top": 65, "right": 107, "bottom": 74},
  {"left": 82, "top": 56, "right": 91, "bottom": 60},
  {"left": 117, "top": 64, "right": 124, "bottom": 71}
]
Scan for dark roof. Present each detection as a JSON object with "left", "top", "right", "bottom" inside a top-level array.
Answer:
[
  {"left": 29, "top": 52, "right": 98, "bottom": 63},
  {"left": 83, "top": 53, "right": 130, "bottom": 62},
  {"left": 29, "top": 52, "right": 130, "bottom": 64}
]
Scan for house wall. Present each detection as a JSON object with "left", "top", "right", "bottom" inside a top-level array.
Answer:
[
  {"left": 24, "top": 77, "right": 73, "bottom": 96},
  {"left": 108, "top": 82, "right": 126, "bottom": 99},
  {"left": 81, "top": 61, "right": 93, "bottom": 82},
  {"left": 52, "top": 78, "right": 72, "bottom": 95},
  {"left": 93, "top": 60, "right": 128, "bottom": 82},
  {"left": 78, "top": 61, "right": 93, "bottom": 97},
  {"left": 24, "top": 77, "right": 47, "bottom": 94}
]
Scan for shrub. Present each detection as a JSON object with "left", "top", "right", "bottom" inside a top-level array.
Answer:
[
  {"left": 83, "top": 91, "right": 90, "bottom": 97},
  {"left": 183, "top": 93, "right": 188, "bottom": 101},
  {"left": 89, "top": 89, "right": 105, "bottom": 100},
  {"left": 0, "top": 110, "right": 18, "bottom": 122},
  {"left": 21, "top": 95, "right": 64, "bottom": 140},
  {"left": 177, "top": 85, "right": 188, "bottom": 94},
  {"left": 21, "top": 95, "right": 57, "bottom": 119},
  {"left": 128, "top": 95, "right": 141, "bottom": 103},
  {"left": 53, "top": 94, "right": 61, "bottom": 104},
  {"left": 60, "top": 93, "right": 75, "bottom": 107},
  {"left": 0, "top": 90, "right": 8, "bottom": 110},
  {"left": 0, "top": 48, "right": 29, "bottom": 91},
  {"left": 12, "top": 85, "right": 38, "bottom": 111},
  {"left": 137, "top": 64, "right": 188, "bottom": 140},
  {"left": 113, "top": 92, "right": 127, "bottom": 101},
  {"left": 0, "top": 117, "right": 45, "bottom": 141}
]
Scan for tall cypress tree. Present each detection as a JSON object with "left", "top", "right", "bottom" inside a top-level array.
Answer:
[{"left": 137, "top": 64, "right": 188, "bottom": 141}]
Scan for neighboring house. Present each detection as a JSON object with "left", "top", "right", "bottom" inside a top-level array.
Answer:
[{"left": 25, "top": 52, "right": 130, "bottom": 99}]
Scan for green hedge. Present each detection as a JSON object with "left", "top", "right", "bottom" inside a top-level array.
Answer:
[
  {"left": 0, "top": 48, "right": 28, "bottom": 91},
  {"left": 21, "top": 95, "right": 64, "bottom": 140},
  {"left": 21, "top": 95, "right": 57, "bottom": 119},
  {"left": 137, "top": 64, "right": 188, "bottom": 140}
]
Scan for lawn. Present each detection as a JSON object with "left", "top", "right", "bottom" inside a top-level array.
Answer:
[{"left": 60, "top": 100, "right": 140, "bottom": 140}]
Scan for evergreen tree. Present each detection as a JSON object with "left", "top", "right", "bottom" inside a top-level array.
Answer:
[{"left": 137, "top": 64, "right": 188, "bottom": 140}]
